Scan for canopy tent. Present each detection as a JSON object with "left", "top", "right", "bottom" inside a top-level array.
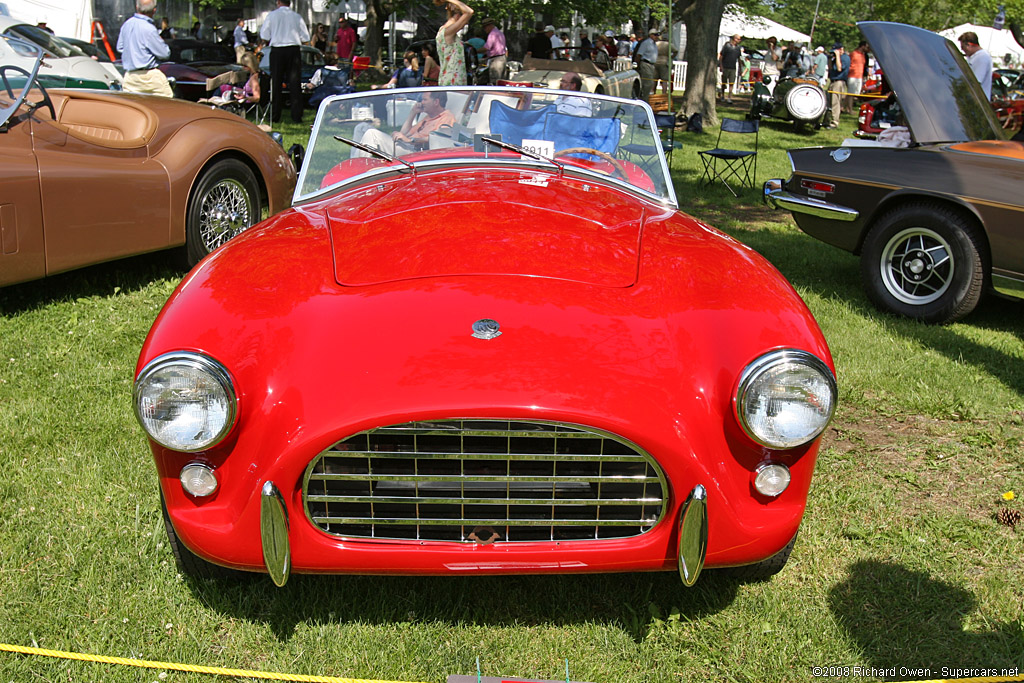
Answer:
[
  {"left": 719, "top": 5, "right": 810, "bottom": 46},
  {"left": 938, "top": 24, "right": 1024, "bottom": 65},
  {"left": 0, "top": 0, "right": 93, "bottom": 40}
]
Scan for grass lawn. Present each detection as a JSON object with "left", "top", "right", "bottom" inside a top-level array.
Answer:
[{"left": 0, "top": 96, "right": 1022, "bottom": 683}]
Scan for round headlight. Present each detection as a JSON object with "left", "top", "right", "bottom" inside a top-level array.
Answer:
[
  {"left": 133, "top": 352, "right": 238, "bottom": 452},
  {"left": 736, "top": 349, "right": 836, "bottom": 449}
]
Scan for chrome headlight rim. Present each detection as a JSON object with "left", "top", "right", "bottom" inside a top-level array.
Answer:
[
  {"left": 735, "top": 348, "right": 837, "bottom": 450},
  {"left": 133, "top": 351, "right": 238, "bottom": 453}
]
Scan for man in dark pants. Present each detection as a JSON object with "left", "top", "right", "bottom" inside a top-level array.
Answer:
[{"left": 260, "top": 0, "right": 309, "bottom": 123}]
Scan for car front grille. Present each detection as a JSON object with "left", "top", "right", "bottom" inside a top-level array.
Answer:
[{"left": 302, "top": 420, "right": 667, "bottom": 543}]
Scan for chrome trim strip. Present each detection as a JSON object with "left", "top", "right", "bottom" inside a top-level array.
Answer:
[
  {"left": 763, "top": 181, "right": 860, "bottom": 222},
  {"left": 677, "top": 485, "right": 707, "bottom": 587},
  {"left": 260, "top": 481, "right": 291, "bottom": 588},
  {"left": 308, "top": 473, "right": 661, "bottom": 483},
  {"left": 312, "top": 517, "right": 658, "bottom": 526},
  {"left": 307, "top": 495, "right": 662, "bottom": 506},
  {"left": 302, "top": 419, "right": 668, "bottom": 543},
  {"left": 993, "top": 273, "right": 1024, "bottom": 300}
]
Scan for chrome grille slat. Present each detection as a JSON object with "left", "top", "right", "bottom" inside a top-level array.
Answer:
[
  {"left": 302, "top": 419, "right": 667, "bottom": 543},
  {"left": 312, "top": 517, "right": 658, "bottom": 527}
]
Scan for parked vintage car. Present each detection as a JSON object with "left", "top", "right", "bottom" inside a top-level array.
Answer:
[
  {"left": 765, "top": 21, "right": 1024, "bottom": 324},
  {"left": 508, "top": 56, "right": 641, "bottom": 99},
  {"left": 749, "top": 75, "right": 828, "bottom": 130},
  {"left": 0, "top": 41, "right": 296, "bottom": 288},
  {"left": 134, "top": 86, "right": 837, "bottom": 588},
  {"left": 59, "top": 35, "right": 125, "bottom": 82},
  {"left": 0, "top": 15, "right": 121, "bottom": 90},
  {"left": 159, "top": 39, "right": 246, "bottom": 101}
]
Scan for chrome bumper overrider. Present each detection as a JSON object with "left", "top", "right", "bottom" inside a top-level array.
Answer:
[
  {"left": 763, "top": 179, "right": 860, "bottom": 222},
  {"left": 261, "top": 481, "right": 291, "bottom": 587},
  {"left": 260, "top": 478, "right": 709, "bottom": 587},
  {"left": 677, "top": 485, "right": 708, "bottom": 586}
]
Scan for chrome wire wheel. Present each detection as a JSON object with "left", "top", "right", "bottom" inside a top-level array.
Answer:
[
  {"left": 199, "top": 177, "right": 255, "bottom": 252},
  {"left": 186, "top": 159, "right": 262, "bottom": 268},
  {"left": 879, "top": 227, "right": 954, "bottom": 305}
]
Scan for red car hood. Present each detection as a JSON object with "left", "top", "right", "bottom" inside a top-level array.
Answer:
[{"left": 325, "top": 170, "right": 645, "bottom": 288}]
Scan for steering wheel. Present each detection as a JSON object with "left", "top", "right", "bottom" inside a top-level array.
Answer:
[
  {"left": 553, "top": 147, "right": 629, "bottom": 181},
  {"left": 0, "top": 64, "right": 56, "bottom": 122}
]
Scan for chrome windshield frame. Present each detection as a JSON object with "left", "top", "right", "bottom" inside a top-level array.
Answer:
[{"left": 294, "top": 86, "right": 678, "bottom": 209}]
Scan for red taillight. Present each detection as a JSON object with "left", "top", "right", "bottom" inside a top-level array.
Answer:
[{"left": 801, "top": 179, "right": 836, "bottom": 194}]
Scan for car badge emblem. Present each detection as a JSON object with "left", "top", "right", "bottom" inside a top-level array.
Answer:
[
  {"left": 471, "top": 319, "right": 502, "bottom": 339},
  {"left": 830, "top": 147, "right": 852, "bottom": 163}
]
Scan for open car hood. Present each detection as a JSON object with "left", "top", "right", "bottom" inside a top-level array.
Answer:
[
  {"left": 859, "top": 21, "right": 1005, "bottom": 143},
  {"left": 327, "top": 174, "right": 643, "bottom": 288}
]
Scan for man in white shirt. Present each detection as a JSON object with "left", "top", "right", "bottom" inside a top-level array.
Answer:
[
  {"left": 117, "top": 0, "right": 172, "bottom": 97},
  {"left": 959, "top": 31, "right": 993, "bottom": 99},
  {"left": 555, "top": 72, "right": 593, "bottom": 116},
  {"left": 260, "top": 0, "right": 310, "bottom": 123}
]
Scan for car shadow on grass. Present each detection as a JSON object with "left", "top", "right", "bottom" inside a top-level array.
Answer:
[
  {"left": 829, "top": 560, "right": 1024, "bottom": 672},
  {"left": 722, "top": 223, "right": 1024, "bottom": 399},
  {"left": 0, "top": 251, "right": 183, "bottom": 316},
  {"left": 183, "top": 570, "right": 744, "bottom": 642}
]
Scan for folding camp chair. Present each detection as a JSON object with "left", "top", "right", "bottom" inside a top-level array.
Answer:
[
  {"left": 698, "top": 117, "right": 759, "bottom": 196},
  {"left": 621, "top": 110, "right": 678, "bottom": 165}
]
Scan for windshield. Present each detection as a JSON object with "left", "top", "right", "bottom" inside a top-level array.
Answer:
[
  {"left": 296, "top": 86, "right": 677, "bottom": 206},
  {"left": 5, "top": 24, "right": 86, "bottom": 59}
]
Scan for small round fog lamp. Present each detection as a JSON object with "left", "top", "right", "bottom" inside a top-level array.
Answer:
[
  {"left": 754, "top": 463, "right": 791, "bottom": 497},
  {"left": 180, "top": 463, "right": 218, "bottom": 497}
]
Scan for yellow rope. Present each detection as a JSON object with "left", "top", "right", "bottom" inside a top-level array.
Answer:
[{"left": 0, "top": 642, "right": 429, "bottom": 683}]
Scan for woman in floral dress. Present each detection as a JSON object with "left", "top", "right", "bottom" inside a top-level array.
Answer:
[{"left": 434, "top": 0, "right": 473, "bottom": 86}]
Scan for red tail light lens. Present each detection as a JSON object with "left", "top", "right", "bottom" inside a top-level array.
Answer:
[{"left": 800, "top": 179, "right": 836, "bottom": 194}]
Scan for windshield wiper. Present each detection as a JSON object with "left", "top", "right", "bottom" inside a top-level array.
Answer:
[
  {"left": 479, "top": 136, "right": 564, "bottom": 176},
  {"left": 334, "top": 135, "right": 415, "bottom": 174}
]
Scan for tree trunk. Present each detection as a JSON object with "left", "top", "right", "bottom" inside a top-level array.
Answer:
[
  {"left": 679, "top": 0, "right": 726, "bottom": 126},
  {"left": 364, "top": 0, "right": 385, "bottom": 69}
]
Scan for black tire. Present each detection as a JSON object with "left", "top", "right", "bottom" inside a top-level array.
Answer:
[
  {"left": 185, "top": 159, "right": 262, "bottom": 267},
  {"left": 720, "top": 533, "right": 797, "bottom": 582},
  {"left": 160, "top": 493, "right": 254, "bottom": 581},
  {"left": 860, "top": 202, "right": 986, "bottom": 324}
]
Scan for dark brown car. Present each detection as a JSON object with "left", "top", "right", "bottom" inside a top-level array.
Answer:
[
  {"left": 0, "top": 40, "right": 295, "bottom": 288},
  {"left": 765, "top": 21, "right": 1024, "bottom": 324}
]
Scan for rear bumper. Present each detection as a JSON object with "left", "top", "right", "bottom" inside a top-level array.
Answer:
[{"left": 763, "top": 179, "right": 860, "bottom": 222}]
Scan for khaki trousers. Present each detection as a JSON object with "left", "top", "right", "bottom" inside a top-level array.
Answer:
[
  {"left": 829, "top": 79, "right": 847, "bottom": 124},
  {"left": 123, "top": 68, "right": 174, "bottom": 98}
]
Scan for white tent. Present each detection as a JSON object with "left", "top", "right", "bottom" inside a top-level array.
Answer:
[
  {"left": 938, "top": 24, "right": 1024, "bottom": 65},
  {"left": 719, "top": 4, "right": 810, "bottom": 47},
  {"left": 0, "top": 0, "right": 93, "bottom": 40}
]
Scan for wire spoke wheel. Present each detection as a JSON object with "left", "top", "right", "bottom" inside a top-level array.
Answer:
[
  {"left": 199, "top": 178, "right": 255, "bottom": 251},
  {"left": 186, "top": 159, "right": 262, "bottom": 267}
]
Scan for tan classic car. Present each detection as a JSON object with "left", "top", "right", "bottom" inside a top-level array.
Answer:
[{"left": 0, "top": 38, "right": 296, "bottom": 287}]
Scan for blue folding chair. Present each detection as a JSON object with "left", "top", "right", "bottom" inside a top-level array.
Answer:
[{"left": 698, "top": 117, "right": 759, "bottom": 196}]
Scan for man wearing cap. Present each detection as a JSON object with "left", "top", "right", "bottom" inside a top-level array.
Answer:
[
  {"left": 117, "top": 0, "right": 173, "bottom": 97},
  {"left": 526, "top": 21, "right": 552, "bottom": 60},
  {"left": 959, "top": 31, "right": 992, "bottom": 98},
  {"left": 634, "top": 28, "right": 659, "bottom": 102},
  {"left": 604, "top": 30, "right": 618, "bottom": 58},
  {"left": 810, "top": 45, "right": 828, "bottom": 87},
  {"left": 826, "top": 42, "right": 850, "bottom": 127},
  {"left": 548, "top": 26, "right": 566, "bottom": 59},
  {"left": 481, "top": 18, "right": 506, "bottom": 81}
]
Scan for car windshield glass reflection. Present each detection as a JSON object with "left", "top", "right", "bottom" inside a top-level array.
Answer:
[{"left": 297, "top": 87, "right": 676, "bottom": 206}]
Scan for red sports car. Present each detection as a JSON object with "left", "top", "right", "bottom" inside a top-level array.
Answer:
[{"left": 134, "top": 87, "right": 837, "bottom": 587}]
